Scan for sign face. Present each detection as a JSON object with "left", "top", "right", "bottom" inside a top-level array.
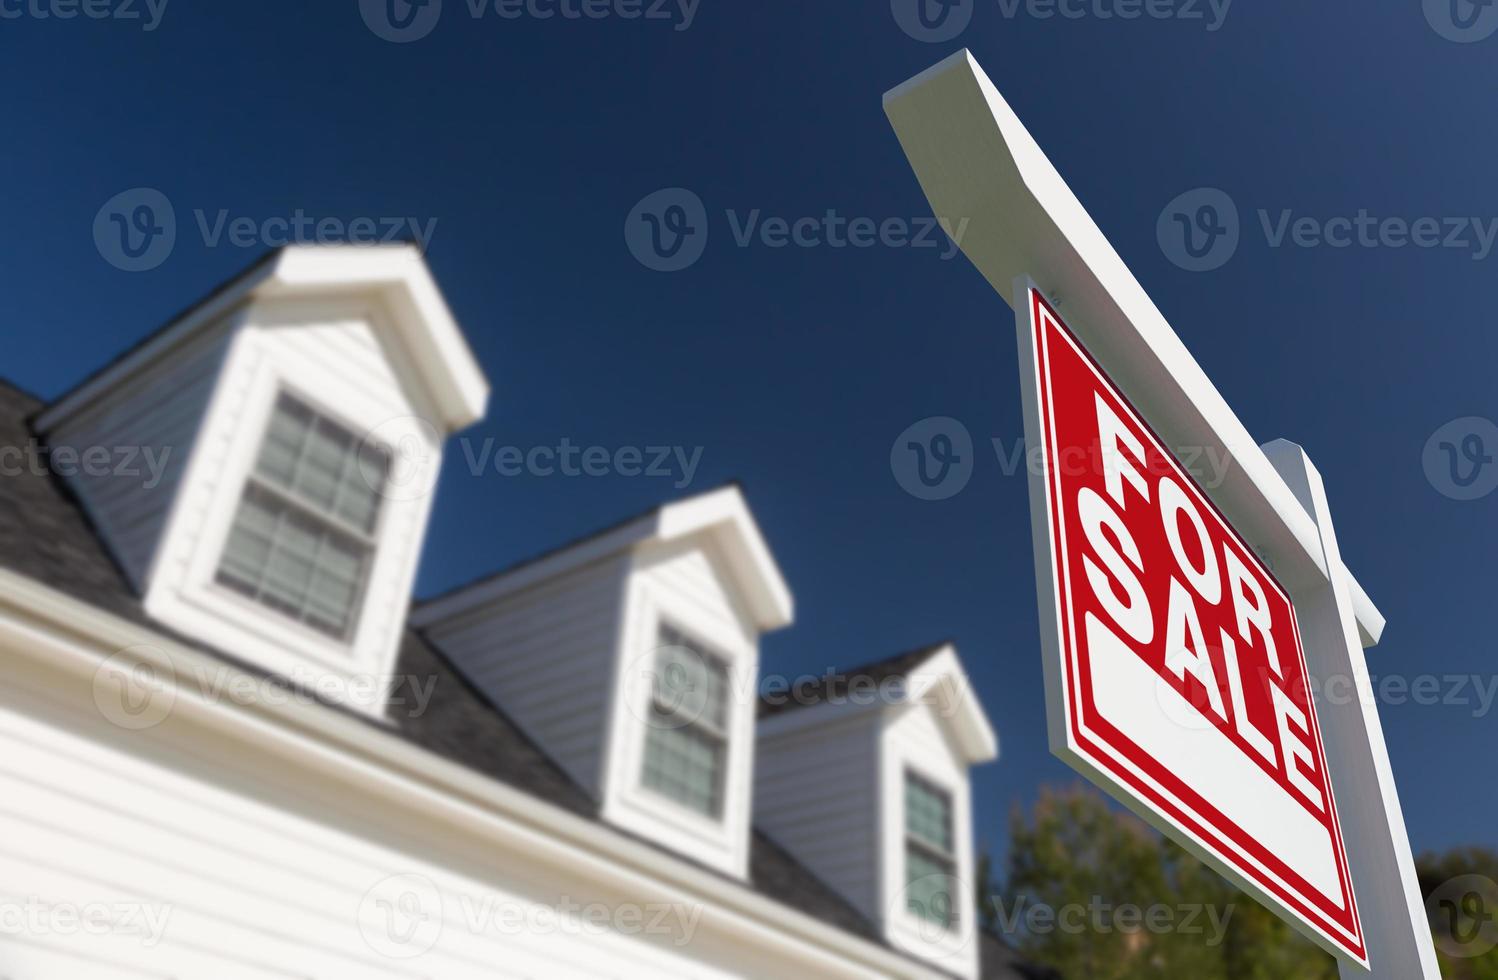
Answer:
[{"left": 1019, "top": 286, "right": 1366, "bottom": 964}]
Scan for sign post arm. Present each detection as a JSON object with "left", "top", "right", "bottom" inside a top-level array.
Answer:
[{"left": 1262, "top": 439, "right": 1441, "bottom": 979}]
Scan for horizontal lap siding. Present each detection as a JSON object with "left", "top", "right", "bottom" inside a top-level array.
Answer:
[
  {"left": 48, "top": 329, "right": 231, "bottom": 588},
  {"left": 0, "top": 655, "right": 760, "bottom": 980},
  {"left": 422, "top": 556, "right": 631, "bottom": 796},
  {"left": 755, "top": 715, "right": 882, "bottom": 923}
]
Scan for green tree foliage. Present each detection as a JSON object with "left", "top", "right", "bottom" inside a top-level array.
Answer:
[
  {"left": 1417, "top": 847, "right": 1498, "bottom": 980},
  {"left": 987, "top": 783, "right": 1337, "bottom": 980}
]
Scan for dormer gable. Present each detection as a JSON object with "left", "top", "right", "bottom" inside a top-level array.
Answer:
[
  {"left": 35, "top": 245, "right": 489, "bottom": 715},
  {"left": 755, "top": 643, "right": 998, "bottom": 979},
  {"left": 413, "top": 484, "right": 793, "bottom": 879}
]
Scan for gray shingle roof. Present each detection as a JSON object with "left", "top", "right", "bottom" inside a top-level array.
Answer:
[
  {"left": 0, "top": 375, "right": 1045, "bottom": 978},
  {"left": 0, "top": 380, "right": 882, "bottom": 941},
  {"left": 758, "top": 640, "right": 952, "bottom": 719}
]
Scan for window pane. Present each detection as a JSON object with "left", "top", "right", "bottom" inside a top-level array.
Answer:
[
  {"left": 641, "top": 704, "right": 724, "bottom": 817},
  {"left": 906, "top": 845, "right": 958, "bottom": 928},
  {"left": 254, "top": 395, "right": 312, "bottom": 489},
  {"left": 654, "top": 630, "right": 728, "bottom": 731},
  {"left": 906, "top": 775, "right": 954, "bottom": 853},
  {"left": 296, "top": 417, "right": 352, "bottom": 512},
  {"left": 217, "top": 394, "right": 383, "bottom": 642}
]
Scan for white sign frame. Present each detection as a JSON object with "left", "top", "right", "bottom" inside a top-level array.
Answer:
[{"left": 884, "top": 49, "right": 1441, "bottom": 977}]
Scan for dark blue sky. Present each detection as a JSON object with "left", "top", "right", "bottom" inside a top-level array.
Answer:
[{"left": 4, "top": 1, "right": 1494, "bottom": 868}]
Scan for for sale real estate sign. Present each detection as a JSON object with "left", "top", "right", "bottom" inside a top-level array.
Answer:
[{"left": 1018, "top": 285, "right": 1366, "bottom": 964}]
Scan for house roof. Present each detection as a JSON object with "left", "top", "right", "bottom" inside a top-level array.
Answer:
[
  {"left": 758, "top": 640, "right": 1000, "bottom": 766},
  {"left": 757, "top": 640, "right": 950, "bottom": 719},
  {"left": 0, "top": 371, "right": 1038, "bottom": 978},
  {"left": 0, "top": 378, "right": 876, "bottom": 942},
  {"left": 414, "top": 481, "right": 794, "bottom": 632},
  {"left": 36, "top": 244, "right": 491, "bottom": 434}
]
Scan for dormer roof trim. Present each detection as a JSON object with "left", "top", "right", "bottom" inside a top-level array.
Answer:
[
  {"left": 36, "top": 244, "right": 490, "bottom": 434},
  {"left": 757, "top": 642, "right": 999, "bottom": 766},
  {"left": 413, "top": 483, "right": 795, "bottom": 632}
]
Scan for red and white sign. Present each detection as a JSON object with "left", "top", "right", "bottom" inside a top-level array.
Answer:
[{"left": 1022, "top": 287, "right": 1365, "bottom": 963}]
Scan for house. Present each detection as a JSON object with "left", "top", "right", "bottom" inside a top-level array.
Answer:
[{"left": 0, "top": 244, "right": 1042, "bottom": 979}]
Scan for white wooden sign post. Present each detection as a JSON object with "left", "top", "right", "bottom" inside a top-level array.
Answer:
[{"left": 883, "top": 50, "right": 1440, "bottom": 977}]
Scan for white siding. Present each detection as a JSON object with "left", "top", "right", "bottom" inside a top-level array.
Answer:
[
  {"left": 138, "top": 302, "right": 445, "bottom": 710},
  {"left": 46, "top": 321, "right": 233, "bottom": 588},
  {"left": 882, "top": 703, "right": 979, "bottom": 979},
  {"left": 0, "top": 648, "right": 832, "bottom": 980},
  {"left": 754, "top": 712, "right": 884, "bottom": 923},
  {"left": 421, "top": 554, "right": 631, "bottom": 795},
  {"left": 602, "top": 538, "right": 760, "bottom": 879}
]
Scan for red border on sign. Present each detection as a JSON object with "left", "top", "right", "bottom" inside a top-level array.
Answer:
[{"left": 1028, "top": 287, "right": 1365, "bottom": 964}]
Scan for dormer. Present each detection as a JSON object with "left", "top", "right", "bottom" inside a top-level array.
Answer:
[
  {"left": 413, "top": 484, "right": 793, "bottom": 878},
  {"left": 755, "top": 643, "right": 998, "bottom": 979},
  {"left": 36, "top": 245, "right": 489, "bottom": 714}
]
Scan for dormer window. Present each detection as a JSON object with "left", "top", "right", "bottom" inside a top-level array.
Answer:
[
  {"left": 215, "top": 392, "right": 389, "bottom": 641},
  {"left": 641, "top": 624, "right": 730, "bottom": 819},
  {"left": 905, "top": 770, "right": 958, "bottom": 930}
]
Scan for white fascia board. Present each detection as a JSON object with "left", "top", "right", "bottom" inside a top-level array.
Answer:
[
  {"left": 883, "top": 51, "right": 1385, "bottom": 648},
  {"left": 901, "top": 645, "right": 999, "bottom": 766},
  {"left": 259, "top": 245, "right": 489, "bottom": 430},
  {"left": 756, "top": 645, "right": 998, "bottom": 766},
  {"left": 414, "top": 484, "right": 795, "bottom": 633},
  {"left": 38, "top": 244, "right": 490, "bottom": 435},
  {"left": 654, "top": 485, "right": 795, "bottom": 631},
  {"left": 0, "top": 567, "right": 942, "bottom": 980}
]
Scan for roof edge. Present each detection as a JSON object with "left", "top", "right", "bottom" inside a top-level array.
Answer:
[
  {"left": 413, "top": 484, "right": 794, "bottom": 632},
  {"left": 37, "top": 244, "right": 489, "bottom": 434}
]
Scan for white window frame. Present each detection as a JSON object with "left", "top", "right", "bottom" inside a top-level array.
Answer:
[
  {"left": 638, "top": 621, "right": 732, "bottom": 820},
  {"left": 213, "top": 390, "right": 390, "bottom": 644},
  {"left": 903, "top": 768, "right": 960, "bottom": 931}
]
